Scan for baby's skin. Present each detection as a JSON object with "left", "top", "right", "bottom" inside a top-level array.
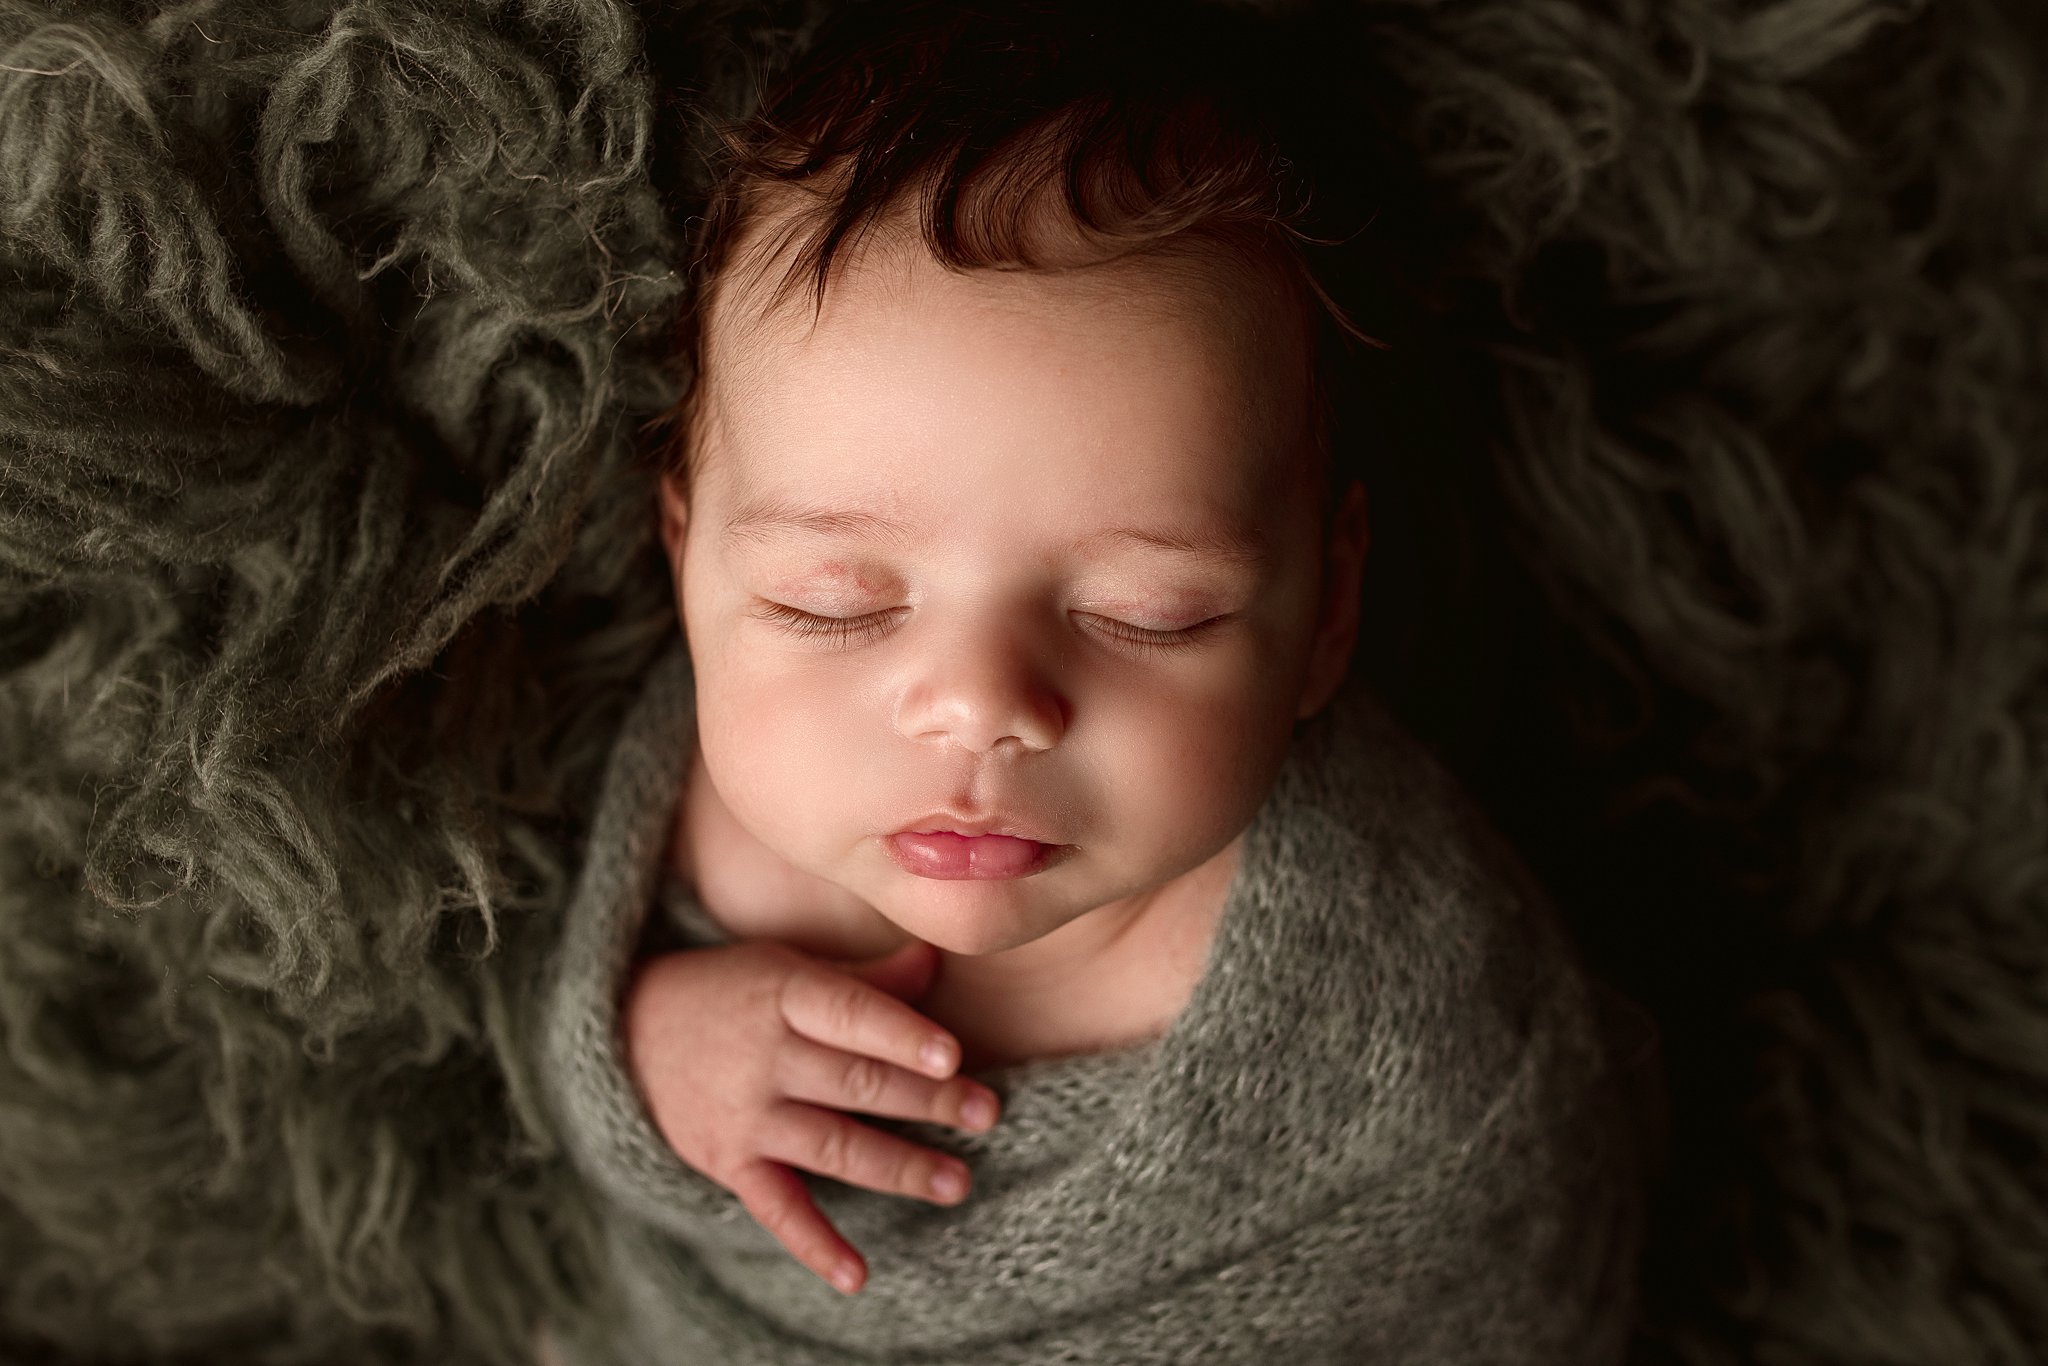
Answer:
[
  {"left": 627, "top": 186, "right": 1371, "bottom": 1301},
  {"left": 622, "top": 937, "right": 999, "bottom": 1297}
]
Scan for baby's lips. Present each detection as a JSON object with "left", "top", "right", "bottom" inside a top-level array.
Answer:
[{"left": 885, "top": 830, "right": 1053, "bottom": 879}]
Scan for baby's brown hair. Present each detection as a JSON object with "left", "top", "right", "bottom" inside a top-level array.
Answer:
[{"left": 644, "top": 0, "right": 1397, "bottom": 537}]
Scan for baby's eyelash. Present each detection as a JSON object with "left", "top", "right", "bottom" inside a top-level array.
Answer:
[
  {"left": 751, "top": 602, "right": 1225, "bottom": 653},
  {"left": 1090, "top": 615, "right": 1225, "bottom": 655},
  {"left": 754, "top": 602, "right": 899, "bottom": 648}
]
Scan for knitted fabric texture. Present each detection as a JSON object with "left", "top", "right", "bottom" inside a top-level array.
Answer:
[{"left": 536, "top": 636, "right": 1649, "bottom": 1364}]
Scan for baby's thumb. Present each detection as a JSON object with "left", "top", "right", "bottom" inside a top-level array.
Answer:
[{"left": 842, "top": 938, "right": 940, "bottom": 1002}]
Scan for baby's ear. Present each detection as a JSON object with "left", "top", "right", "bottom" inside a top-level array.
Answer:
[
  {"left": 657, "top": 470, "right": 691, "bottom": 564},
  {"left": 1296, "top": 480, "right": 1371, "bottom": 721}
]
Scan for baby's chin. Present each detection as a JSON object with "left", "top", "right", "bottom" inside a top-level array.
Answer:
[
  {"left": 869, "top": 879, "right": 1149, "bottom": 961},
  {"left": 795, "top": 884, "right": 1029, "bottom": 957},
  {"left": 781, "top": 838, "right": 1135, "bottom": 959},
  {"left": 880, "top": 911, "right": 1053, "bottom": 960},
  {"left": 768, "top": 891, "right": 1058, "bottom": 962}
]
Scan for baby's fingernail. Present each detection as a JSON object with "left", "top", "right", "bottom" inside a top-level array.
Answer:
[
  {"left": 832, "top": 1260, "right": 862, "bottom": 1294},
  {"left": 961, "top": 1094, "right": 996, "bottom": 1129},
  {"left": 921, "top": 1039, "right": 954, "bottom": 1075}
]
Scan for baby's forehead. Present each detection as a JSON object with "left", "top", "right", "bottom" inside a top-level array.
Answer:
[
  {"left": 685, "top": 202, "right": 1324, "bottom": 512},
  {"left": 707, "top": 228, "right": 1313, "bottom": 426}
]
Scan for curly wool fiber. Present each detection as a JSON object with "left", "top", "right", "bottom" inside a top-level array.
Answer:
[
  {"left": 1, "top": 0, "right": 692, "bottom": 1359},
  {"left": 1384, "top": 1, "right": 2048, "bottom": 1361},
  {"left": 3, "top": 0, "right": 2045, "bottom": 1363}
]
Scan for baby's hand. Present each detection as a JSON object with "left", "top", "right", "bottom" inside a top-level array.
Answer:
[{"left": 620, "top": 937, "right": 1002, "bottom": 1296}]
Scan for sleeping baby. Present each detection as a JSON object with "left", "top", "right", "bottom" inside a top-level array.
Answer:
[{"left": 534, "top": 1, "right": 1656, "bottom": 1362}]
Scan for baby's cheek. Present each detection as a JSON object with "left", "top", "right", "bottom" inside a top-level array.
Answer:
[
  {"left": 1105, "top": 691, "right": 1280, "bottom": 837},
  {"left": 699, "top": 673, "right": 860, "bottom": 841}
]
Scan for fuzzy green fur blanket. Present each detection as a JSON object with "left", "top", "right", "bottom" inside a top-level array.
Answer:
[
  {"left": 2, "top": 1, "right": 2042, "bottom": 1363},
  {"left": 536, "top": 638, "right": 1650, "bottom": 1364}
]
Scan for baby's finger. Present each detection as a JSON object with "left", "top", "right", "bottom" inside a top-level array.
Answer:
[
  {"left": 727, "top": 1158, "right": 869, "bottom": 1295},
  {"left": 776, "top": 1032, "right": 999, "bottom": 1133},
  {"left": 762, "top": 1099, "right": 975, "bottom": 1209},
  {"left": 780, "top": 962, "right": 961, "bottom": 1080}
]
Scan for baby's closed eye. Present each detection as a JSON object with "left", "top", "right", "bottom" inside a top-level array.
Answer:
[{"left": 750, "top": 600, "right": 1235, "bottom": 654}]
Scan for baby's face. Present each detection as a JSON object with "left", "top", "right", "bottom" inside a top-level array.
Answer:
[{"left": 658, "top": 229, "right": 1368, "bottom": 959}]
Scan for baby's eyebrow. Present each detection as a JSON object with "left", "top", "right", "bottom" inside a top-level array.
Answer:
[{"left": 721, "top": 495, "right": 1268, "bottom": 569}]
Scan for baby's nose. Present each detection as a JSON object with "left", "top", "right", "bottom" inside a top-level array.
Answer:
[{"left": 892, "top": 635, "right": 1064, "bottom": 754}]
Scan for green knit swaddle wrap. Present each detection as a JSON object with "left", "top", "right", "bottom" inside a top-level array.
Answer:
[{"left": 536, "top": 636, "right": 1649, "bottom": 1364}]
